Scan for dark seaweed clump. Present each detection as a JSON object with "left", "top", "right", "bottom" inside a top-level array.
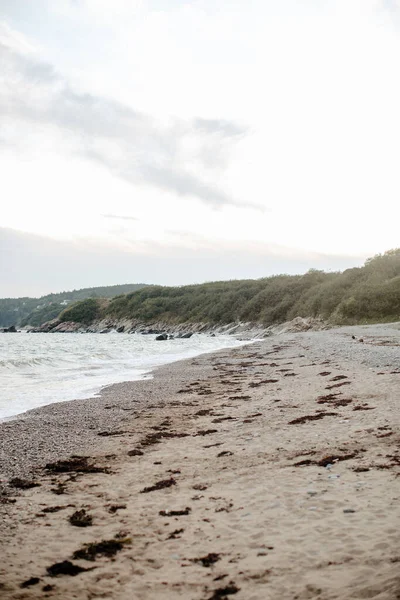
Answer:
[
  {"left": 191, "top": 553, "right": 220, "bottom": 567},
  {"left": 72, "top": 538, "right": 131, "bottom": 561},
  {"left": 9, "top": 478, "right": 41, "bottom": 490},
  {"left": 46, "top": 560, "right": 91, "bottom": 577},
  {"left": 140, "top": 478, "right": 177, "bottom": 493},
  {"left": 20, "top": 577, "right": 40, "bottom": 588},
  {"left": 45, "top": 456, "right": 108, "bottom": 474},
  {"left": 209, "top": 583, "right": 240, "bottom": 598},
  {"left": 69, "top": 509, "right": 93, "bottom": 527},
  {"left": 159, "top": 507, "right": 191, "bottom": 516}
]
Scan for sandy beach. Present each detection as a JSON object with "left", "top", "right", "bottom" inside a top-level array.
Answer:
[{"left": 0, "top": 323, "right": 399, "bottom": 599}]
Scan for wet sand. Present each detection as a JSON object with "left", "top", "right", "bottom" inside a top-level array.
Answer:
[{"left": 0, "top": 324, "right": 399, "bottom": 599}]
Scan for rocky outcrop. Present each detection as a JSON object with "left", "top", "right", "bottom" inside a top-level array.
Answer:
[
  {"left": 24, "top": 315, "right": 331, "bottom": 338},
  {"left": 1, "top": 325, "right": 17, "bottom": 333},
  {"left": 155, "top": 333, "right": 168, "bottom": 341}
]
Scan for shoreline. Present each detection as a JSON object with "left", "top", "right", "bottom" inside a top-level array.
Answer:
[
  {"left": 1, "top": 323, "right": 399, "bottom": 599},
  {"left": 0, "top": 332, "right": 251, "bottom": 423}
]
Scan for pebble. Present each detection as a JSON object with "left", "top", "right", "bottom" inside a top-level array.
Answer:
[{"left": 343, "top": 509, "right": 356, "bottom": 513}]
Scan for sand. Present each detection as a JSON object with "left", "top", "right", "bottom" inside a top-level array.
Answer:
[{"left": 0, "top": 324, "right": 399, "bottom": 599}]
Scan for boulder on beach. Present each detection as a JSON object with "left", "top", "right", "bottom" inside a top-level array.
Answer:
[{"left": 156, "top": 333, "right": 168, "bottom": 341}]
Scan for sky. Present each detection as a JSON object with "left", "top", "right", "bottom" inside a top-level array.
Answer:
[{"left": 1, "top": 0, "right": 400, "bottom": 297}]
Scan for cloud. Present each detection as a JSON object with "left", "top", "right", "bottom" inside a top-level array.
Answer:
[
  {"left": 194, "top": 118, "right": 248, "bottom": 138},
  {"left": 102, "top": 213, "right": 138, "bottom": 221},
  {"left": 0, "top": 23, "right": 250, "bottom": 209}
]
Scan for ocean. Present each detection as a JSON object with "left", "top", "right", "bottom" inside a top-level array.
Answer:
[{"left": 0, "top": 332, "right": 246, "bottom": 420}]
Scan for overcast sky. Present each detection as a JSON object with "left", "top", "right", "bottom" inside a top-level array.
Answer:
[{"left": 1, "top": 0, "right": 400, "bottom": 297}]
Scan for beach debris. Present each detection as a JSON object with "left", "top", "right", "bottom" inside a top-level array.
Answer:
[
  {"left": 318, "top": 371, "right": 331, "bottom": 376},
  {"left": 20, "top": 577, "right": 40, "bottom": 588},
  {"left": 69, "top": 509, "right": 93, "bottom": 527},
  {"left": 140, "top": 477, "right": 177, "bottom": 493},
  {"left": 353, "top": 405, "right": 376, "bottom": 411},
  {"left": 317, "top": 453, "right": 358, "bottom": 467},
  {"left": 97, "top": 430, "right": 126, "bottom": 437},
  {"left": 191, "top": 552, "right": 220, "bottom": 567},
  {"left": 194, "top": 429, "right": 218, "bottom": 436},
  {"left": 208, "top": 583, "right": 240, "bottom": 598},
  {"left": 159, "top": 507, "right": 191, "bottom": 516},
  {"left": 42, "top": 584, "right": 54, "bottom": 591},
  {"left": 167, "top": 528, "right": 184, "bottom": 539},
  {"left": 193, "top": 484, "right": 208, "bottom": 490},
  {"left": 317, "top": 396, "right": 352, "bottom": 407},
  {"left": 343, "top": 509, "right": 356, "bottom": 513},
  {"left": 325, "top": 381, "right": 351, "bottom": 390},
  {"left": 47, "top": 560, "right": 91, "bottom": 577},
  {"left": 108, "top": 504, "right": 127, "bottom": 513},
  {"left": 217, "top": 451, "right": 234, "bottom": 457},
  {"left": 9, "top": 477, "right": 41, "bottom": 490},
  {"left": 212, "top": 416, "right": 236, "bottom": 423},
  {"left": 72, "top": 538, "right": 131, "bottom": 561},
  {"left": 330, "top": 375, "right": 348, "bottom": 381},
  {"left": 127, "top": 449, "right": 144, "bottom": 456},
  {"left": 45, "top": 456, "right": 108, "bottom": 474},
  {"left": 289, "top": 412, "right": 338, "bottom": 425},
  {"left": 294, "top": 451, "right": 359, "bottom": 467}
]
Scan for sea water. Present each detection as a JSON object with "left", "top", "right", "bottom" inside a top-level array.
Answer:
[{"left": 0, "top": 332, "right": 246, "bottom": 419}]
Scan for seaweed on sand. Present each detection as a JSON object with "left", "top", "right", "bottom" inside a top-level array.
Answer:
[
  {"left": 46, "top": 561, "right": 92, "bottom": 577},
  {"left": 69, "top": 509, "right": 93, "bottom": 527},
  {"left": 45, "top": 456, "right": 108, "bottom": 474},
  {"left": 159, "top": 507, "right": 191, "bottom": 516},
  {"left": 72, "top": 538, "right": 131, "bottom": 561},
  {"left": 191, "top": 553, "right": 220, "bottom": 567},
  {"left": 209, "top": 583, "right": 240, "bottom": 598},
  {"left": 140, "top": 478, "right": 177, "bottom": 493},
  {"left": 9, "top": 478, "right": 41, "bottom": 490}
]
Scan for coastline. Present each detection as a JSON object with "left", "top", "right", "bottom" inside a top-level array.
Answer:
[{"left": 1, "top": 323, "right": 399, "bottom": 599}]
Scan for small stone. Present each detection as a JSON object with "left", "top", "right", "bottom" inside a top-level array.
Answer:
[{"left": 343, "top": 509, "right": 356, "bottom": 513}]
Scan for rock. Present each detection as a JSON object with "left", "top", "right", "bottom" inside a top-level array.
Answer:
[
  {"left": 2, "top": 325, "right": 17, "bottom": 333},
  {"left": 116, "top": 326, "right": 125, "bottom": 333},
  {"left": 156, "top": 333, "right": 168, "bottom": 341},
  {"left": 180, "top": 332, "right": 193, "bottom": 339}
]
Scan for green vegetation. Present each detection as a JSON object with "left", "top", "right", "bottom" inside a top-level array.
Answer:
[
  {"left": 99, "top": 248, "right": 399, "bottom": 326},
  {"left": 59, "top": 298, "right": 102, "bottom": 325},
  {"left": 0, "top": 283, "right": 148, "bottom": 327},
  {"left": 20, "top": 303, "right": 65, "bottom": 327},
  {"left": 2, "top": 250, "right": 399, "bottom": 328}
]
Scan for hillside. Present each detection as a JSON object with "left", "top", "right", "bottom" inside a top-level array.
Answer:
[
  {"left": 57, "top": 249, "right": 400, "bottom": 328},
  {"left": 0, "top": 283, "right": 148, "bottom": 327}
]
